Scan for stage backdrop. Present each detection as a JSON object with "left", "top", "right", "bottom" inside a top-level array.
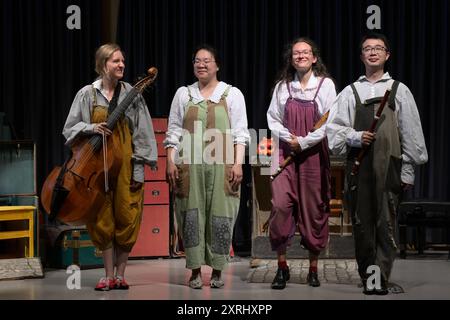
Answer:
[
  {"left": 115, "top": 0, "right": 449, "bottom": 250},
  {"left": 1, "top": 0, "right": 449, "bottom": 252},
  {"left": 1, "top": 0, "right": 104, "bottom": 190}
]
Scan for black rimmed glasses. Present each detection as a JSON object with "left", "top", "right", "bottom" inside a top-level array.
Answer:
[{"left": 362, "top": 46, "right": 387, "bottom": 54}]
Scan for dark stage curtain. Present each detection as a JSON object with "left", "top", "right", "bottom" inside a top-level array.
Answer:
[
  {"left": 1, "top": 0, "right": 449, "bottom": 253},
  {"left": 0, "top": 0, "right": 103, "bottom": 196},
  {"left": 116, "top": 0, "right": 449, "bottom": 251}
]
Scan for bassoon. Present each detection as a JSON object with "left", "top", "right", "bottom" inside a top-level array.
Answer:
[
  {"left": 270, "top": 110, "right": 330, "bottom": 181},
  {"left": 350, "top": 88, "right": 391, "bottom": 176}
]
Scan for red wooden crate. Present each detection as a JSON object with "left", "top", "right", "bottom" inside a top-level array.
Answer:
[
  {"left": 129, "top": 205, "right": 169, "bottom": 257},
  {"left": 155, "top": 133, "right": 166, "bottom": 156},
  {"left": 152, "top": 118, "right": 168, "bottom": 133},
  {"left": 144, "top": 157, "right": 167, "bottom": 181},
  {"left": 143, "top": 181, "right": 169, "bottom": 205}
]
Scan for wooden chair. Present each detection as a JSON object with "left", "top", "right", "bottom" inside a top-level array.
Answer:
[{"left": 0, "top": 206, "right": 35, "bottom": 257}]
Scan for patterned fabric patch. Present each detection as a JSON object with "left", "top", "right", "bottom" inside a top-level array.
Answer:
[
  {"left": 183, "top": 208, "right": 199, "bottom": 248},
  {"left": 212, "top": 216, "right": 233, "bottom": 255}
]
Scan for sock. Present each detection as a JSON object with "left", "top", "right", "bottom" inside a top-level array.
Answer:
[
  {"left": 309, "top": 266, "right": 318, "bottom": 273},
  {"left": 278, "top": 261, "right": 288, "bottom": 270}
]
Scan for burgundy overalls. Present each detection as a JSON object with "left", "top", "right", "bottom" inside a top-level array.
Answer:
[{"left": 269, "top": 78, "right": 331, "bottom": 255}]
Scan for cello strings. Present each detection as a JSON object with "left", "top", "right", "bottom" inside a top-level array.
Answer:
[{"left": 66, "top": 78, "right": 151, "bottom": 189}]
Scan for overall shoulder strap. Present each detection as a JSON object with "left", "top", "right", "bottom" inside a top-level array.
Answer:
[
  {"left": 91, "top": 85, "right": 97, "bottom": 106},
  {"left": 388, "top": 80, "right": 400, "bottom": 107},
  {"left": 186, "top": 86, "right": 193, "bottom": 102},
  {"left": 313, "top": 77, "right": 326, "bottom": 100},
  {"left": 220, "top": 85, "right": 232, "bottom": 99},
  {"left": 350, "top": 83, "right": 362, "bottom": 105}
]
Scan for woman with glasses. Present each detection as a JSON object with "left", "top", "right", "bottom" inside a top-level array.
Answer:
[
  {"left": 267, "top": 37, "right": 337, "bottom": 289},
  {"left": 164, "top": 45, "right": 250, "bottom": 289},
  {"left": 327, "top": 32, "right": 428, "bottom": 295}
]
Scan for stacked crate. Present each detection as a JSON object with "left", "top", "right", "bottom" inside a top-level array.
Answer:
[{"left": 130, "top": 118, "right": 170, "bottom": 258}]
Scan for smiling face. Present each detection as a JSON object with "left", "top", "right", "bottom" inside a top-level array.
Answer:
[
  {"left": 360, "top": 38, "right": 390, "bottom": 70},
  {"left": 104, "top": 50, "right": 125, "bottom": 81},
  {"left": 291, "top": 41, "right": 317, "bottom": 74},
  {"left": 193, "top": 49, "right": 219, "bottom": 83}
]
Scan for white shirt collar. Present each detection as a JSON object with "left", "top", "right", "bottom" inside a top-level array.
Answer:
[
  {"left": 292, "top": 73, "right": 319, "bottom": 92},
  {"left": 92, "top": 79, "right": 126, "bottom": 102},
  {"left": 187, "top": 81, "right": 229, "bottom": 103},
  {"left": 358, "top": 72, "right": 392, "bottom": 83},
  {"left": 92, "top": 79, "right": 103, "bottom": 90}
]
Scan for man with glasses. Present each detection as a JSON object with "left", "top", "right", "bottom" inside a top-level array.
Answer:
[{"left": 327, "top": 32, "right": 428, "bottom": 295}]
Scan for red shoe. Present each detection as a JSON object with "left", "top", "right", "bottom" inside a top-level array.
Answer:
[
  {"left": 114, "top": 276, "right": 129, "bottom": 290},
  {"left": 95, "top": 277, "right": 115, "bottom": 291}
]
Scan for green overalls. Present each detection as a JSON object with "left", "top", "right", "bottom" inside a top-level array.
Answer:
[{"left": 175, "top": 86, "right": 240, "bottom": 270}]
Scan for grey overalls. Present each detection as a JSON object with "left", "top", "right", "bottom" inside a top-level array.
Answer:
[{"left": 346, "top": 81, "right": 401, "bottom": 282}]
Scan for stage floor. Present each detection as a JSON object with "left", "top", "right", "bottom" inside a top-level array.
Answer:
[{"left": 0, "top": 256, "right": 449, "bottom": 300}]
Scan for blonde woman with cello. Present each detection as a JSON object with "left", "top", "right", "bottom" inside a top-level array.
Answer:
[{"left": 62, "top": 43, "right": 157, "bottom": 290}]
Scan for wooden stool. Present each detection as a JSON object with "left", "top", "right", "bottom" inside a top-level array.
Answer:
[{"left": 0, "top": 206, "right": 35, "bottom": 257}]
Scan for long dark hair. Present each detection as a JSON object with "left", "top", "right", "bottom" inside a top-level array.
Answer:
[{"left": 275, "top": 37, "right": 330, "bottom": 86}]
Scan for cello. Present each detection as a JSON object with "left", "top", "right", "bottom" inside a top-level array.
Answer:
[{"left": 41, "top": 67, "right": 158, "bottom": 225}]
